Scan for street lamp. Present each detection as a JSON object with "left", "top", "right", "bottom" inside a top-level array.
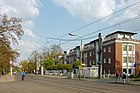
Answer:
[
  {"left": 69, "top": 33, "right": 83, "bottom": 79},
  {"left": 10, "top": 61, "right": 13, "bottom": 75}
]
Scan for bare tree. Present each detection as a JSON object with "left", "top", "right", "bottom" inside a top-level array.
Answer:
[
  {"left": 29, "top": 50, "right": 39, "bottom": 74},
  {"left": 0, "top": 14, "right": 24, "bottom": 46}
]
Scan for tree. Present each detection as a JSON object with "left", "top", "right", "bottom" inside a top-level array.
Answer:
[
  {"left": 0, "top": 14, "right": 24, "bottom": 74},
  {"left": 0, "top": 14, "right": 24, "bottom": 46},
  {"left": 0, "top": 42, "right": 20, "bottom": 75},
  {"left": 19, "top": 60, "right": 35, "bottom": 73},
  {"left": 50, "top": 44, "right": 63, "bottom": 65},
  {"left": 29, "top": 50, "right": 39, "bottom": 74},
  {"left": 19, "top": 60, "right": 29, "bottom": 71},
  {"left": 43, "top": 57, "right": 53, "bottom": 70},
  {"left": 73, "top": 61, "right": 80, "bottom": 69}
]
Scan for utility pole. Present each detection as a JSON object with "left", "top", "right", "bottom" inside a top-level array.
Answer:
[{"left": 98, "top": 33, "right": 102, "bottom": 79}]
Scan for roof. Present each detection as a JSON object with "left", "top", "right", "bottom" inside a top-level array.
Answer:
[{"left": 105, "top": 31, "right": 137, "bottom": 37}]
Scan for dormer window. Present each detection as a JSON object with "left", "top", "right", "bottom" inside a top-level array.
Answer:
[
  {"left": 129, "top": 35, "right": 132, "bottom": 39},
  {"left": 123, "top": 35, "right": 125, "bottom": 38}
]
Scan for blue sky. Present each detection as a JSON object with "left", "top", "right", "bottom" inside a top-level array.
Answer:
[{"left": 0, "top": 0, "right": 140, "bottom": 62}]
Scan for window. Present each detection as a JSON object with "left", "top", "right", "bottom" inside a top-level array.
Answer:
[
  {"left": 90, "top": 52, "right": 92, "bottom": 56},
  {"left": 128, "top": 57, "right": 133, "bottom": 63},
  {"left": 123, "top": 69, "right": 127, "bottom": 73},
  {"left": 129, "top": 69, "right": 131, "bottom": 74},
  {"left": 89, "top": 61, "right": 92, "bottom": 65},
  {"left": 133, "top": 45, "right": 135, "bottom": 51},
  {"left": 123, "top": 45, "right": 127, "bottom": 51},
  {"left": 123, "top": 35, "right": 125, "bottom": 38},
  {"left": 91, "top": 43, "right": 94, "bottom": 47},
  {"left": 123, "top": 69, "right": 132, "bottom": 74},
  {"left": 108, "top": 69, "right": 111, "bottom": 74},
  {"left": 123, "top": 57, "right": 127, "bottom": 63},
  {"left": 108, "top": 46, "right": 111, "bottom": 52},
  {"left": 93, "top": 60, "right": 95, "bottom": 65},
  {"left": 84, "top": 53, "right": 87, "bottom": 57},
  {"left": 104, "top": 58, "right": 106, "bottom": 63},
  {"left": 128, "top": 45, "right": 132, "bottom": 51},
  {"left": 104, "top": 48, "right": 106, "bottom": 52},
  {"left": 108, "top": 58, "right": 111, "bottom": 64},
  {"left": 93, "top": 51, "right": 94, "bottom": 55}
]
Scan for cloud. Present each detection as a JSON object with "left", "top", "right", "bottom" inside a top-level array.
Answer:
[
  {"left": 0, "top": 0, "right": 41, "bottom": 61},
  {"left": 24, "top": 28, "right": 37, "bottom": 38},
  {"left": 52, "top": 0, "right": 140, "bottom": 22},
  {"left": 0, "top": 0, "right": 40, "bottom": 18},
  {"left": 17, "top": 39, "right": 40, "bottom": 61},
  {"left": 113, "top": 0, "right": 140, "bottom": 24},
  {"left": 52, "top": 0, "right": 116, "bottom": 21}
]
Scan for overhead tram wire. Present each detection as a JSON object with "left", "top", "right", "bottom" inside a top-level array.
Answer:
[
  {"left": 80, "top": 15, "right": 140, "bottom": 38},
  {"left": 47, "top": 35, "right": 97, "bottom": 42},
  {"left": 47, "top": 14, "right": 140, "bottom": 46},
  {"left": 48, "top": 0, "right": 140, "bottom": 43}
]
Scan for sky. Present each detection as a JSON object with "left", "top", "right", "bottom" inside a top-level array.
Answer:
[{"left": 0, "top": 0, "right": 140, "bottom": 62}]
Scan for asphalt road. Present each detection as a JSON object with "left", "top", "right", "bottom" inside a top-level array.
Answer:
[{"left": 0, "top": 74, "right": 140, "bottom": 93}]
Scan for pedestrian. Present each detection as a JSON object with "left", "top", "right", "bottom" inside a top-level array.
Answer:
[
  {"left": 115, "top": 71, "right": 120, "bottom": 83},
  {"left": 122, "top": 72, "right": 126, "bottom": 84},
  {"left": 21, "top": 71, "right": 26, "bottom": 81}
]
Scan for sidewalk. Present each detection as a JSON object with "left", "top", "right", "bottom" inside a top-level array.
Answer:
[
  {"left": 42, "top": 74, "right": 140, "bottom": 86},
  {"left": 0, "top": 74, "right": 15, "bottom": 82}
]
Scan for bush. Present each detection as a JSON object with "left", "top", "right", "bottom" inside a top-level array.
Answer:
[
  {"left": 128, "top": 74, "right": 134, "bottom": 78},
  {"left": 0, "top": 68, "right": 3, "bottom": 76}
]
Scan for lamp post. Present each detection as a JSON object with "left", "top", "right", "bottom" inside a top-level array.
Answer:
[
  {"left": 69, "top": 33, "right": 83, "bottom": 79},
  {"left": 10, "top": 61, "right": 13, "bottom": 75},
  {"left": 40, "top": 56, "right": 44, "bottom": 76}
]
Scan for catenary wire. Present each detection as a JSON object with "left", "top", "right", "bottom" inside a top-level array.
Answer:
[
  {"left": 47, "top": 14, "right": 140, "bottom": 45},
  {"left": 48, "top": 0, "right": 140, "bottom": 43}
]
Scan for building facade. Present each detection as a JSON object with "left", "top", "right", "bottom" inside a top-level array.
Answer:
[
  {"left": 102, "top": 31, "right": 140, "bottom": 75},
  {"left": 66, "top": 31, "right": 140, "bottom": 76}
]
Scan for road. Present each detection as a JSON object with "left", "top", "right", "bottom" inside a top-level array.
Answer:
[{"left": 0, "top": 74, "right": 140, "bottom": 93}]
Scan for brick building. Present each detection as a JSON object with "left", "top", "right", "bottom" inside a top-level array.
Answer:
[
  {"left": 66, "top": 31, "right": 140, "bottom": 76},
  {"left": 102, "top": 31, "right": 140, "bottom": 75}
]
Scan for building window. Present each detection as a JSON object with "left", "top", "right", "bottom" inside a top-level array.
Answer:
[
  {"left": 91, "top": 43, "right": 94, "bottom": 47},
  {"left": 128, "top": 57, "right": 133, "bottom": 63},
  {"left": 90, "top": 52, "right": 92, "bottom": 56},
  {"left": 123, "top": 69, "right": 132, "bottom": 74},
  {"left": 93, "top": 60, "right": 95, "bottom": 64},
  {"left": 104, "top": 48, "right": 106, "bottom": 52},
  {"left": 129, "top": 69, "right": 132, "bottom": 74},
  {"left": 123, "top": 69, "right": 127, "bottom": 73},
  {"left": 123, "top": 45, "right": 127, "bottom": 51},
  {"left": 123, "top": 57, "right": 127, "bottom": 63},
  {"left": 108, "top": 69, "right": 110, "bottom": 74},
  {"left": 128, "top": 45, "right": 132, "bottom": 51},
  {"left": 133, "top": 45, "right": 135, "bottom": 51},
  {"left": 93, "top": 51, "right": 94, "bottom": 55},
  {"left": 89, "top": 61, "right": 92, "bottom": 65},
  {"left": 108, "top": 46, "right": 111, "bottom": 52},
  {"left": 104, "top": 58, "right": 106, "bottom": 63},
  {"left": 84, "top": 53, "right": 87, "bottom": 57},
  {"left": 108, "top": 58, "right": 111, "bottom": 64}
]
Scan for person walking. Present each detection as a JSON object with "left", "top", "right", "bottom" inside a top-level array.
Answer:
[
  {"left": 21, "top": 71, "right": 26, "bottom": 81},
  {"left": 115, "top": 71, "right": 120, "bottom": 83},
  {"left": 122, "top": 72, "right": 126, "bottom": 84}
]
